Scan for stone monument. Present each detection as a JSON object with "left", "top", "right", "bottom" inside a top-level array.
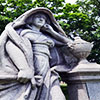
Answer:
[{"left": 0, "top": 7, "right": 79, "bottom": 100}]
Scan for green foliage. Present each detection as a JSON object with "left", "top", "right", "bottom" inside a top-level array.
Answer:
[
  {"left": 0, "top": 0, "right": 65, "bottom": 32},
  {"left": 58, "top": 3, "right": 91, "bottom": 37},
  {"left": 0, "top": 0, "right": 35, "bottom": 32},
  {"left": 33, "top": 0, "right": 65, "bottom": 13},
  {"left": 75, "top": 0, "right": 100, "bottom": 63},
  {"left": 61, "top": 84, "right": 68, "bottom": 99},
  {"left": 0, "top": 0, "right": 100, "bottom": 63}
]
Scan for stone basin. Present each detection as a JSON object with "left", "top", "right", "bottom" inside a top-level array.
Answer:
[{"left": 69, "top": 37, "right": 93, "bottom": 62}]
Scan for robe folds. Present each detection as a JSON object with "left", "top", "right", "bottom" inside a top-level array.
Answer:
[{"left": 0, "top": 23, "right": 78, "bottom": 100}]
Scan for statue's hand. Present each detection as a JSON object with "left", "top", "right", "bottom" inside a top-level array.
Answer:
[
  {"left": 31, "top": 77, "right": 36, "bottom": 89},
  {"left": 43, "top": 24, "right": 54, "bottom": 33},
  {"left": 17, "top": 68, "right": 35, "bottom": 84},
  {"left": 67, "top": 41, "right": 74, "bottom": 48}
]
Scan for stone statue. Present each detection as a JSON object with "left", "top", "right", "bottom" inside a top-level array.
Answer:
[{"left": 0, "top": 7, "right": 78, "bottom": 100}]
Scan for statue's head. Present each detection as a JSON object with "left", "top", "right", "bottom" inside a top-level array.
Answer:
[
  {"left": 28, "top": 12, "right": 50, "bottom": 29},
  {"left": 13, "top": 7, "right": 65, "bottom": 35},
  {"left": 32, "top": 13, "right": 47, "bottom": 28}
]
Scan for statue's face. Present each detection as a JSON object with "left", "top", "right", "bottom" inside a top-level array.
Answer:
[{"left": 33, "top": 14, "right": 46, "bottom": 28}]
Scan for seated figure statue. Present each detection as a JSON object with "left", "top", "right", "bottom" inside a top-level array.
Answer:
[{"left": 0, "top": 7, "right": 78, "bottom": 100}]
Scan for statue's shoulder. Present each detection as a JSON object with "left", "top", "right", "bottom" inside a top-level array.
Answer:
[
  {"left": 20, "top": 29, "right": 35, "bottom": 36},
  {"left": 21, "top": 29, "right": 33, "bottom": 33}
]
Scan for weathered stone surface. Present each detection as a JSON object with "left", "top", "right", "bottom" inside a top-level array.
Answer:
[
  {"left": 87, "top": 82, "right": 100, "bottom": 100},
  {"left": 66, "top": 63, "right": 100, "bottom": 100},
  {"left": 0, "top": 7, "right": 79, "bottom": 100},
  {"left": 67, "top": 83, "right": 89, "bottom": 100}
]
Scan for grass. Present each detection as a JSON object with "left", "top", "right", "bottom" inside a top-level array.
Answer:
[{"left": 60, "top": 84, "right": 68, "bottom": 100}]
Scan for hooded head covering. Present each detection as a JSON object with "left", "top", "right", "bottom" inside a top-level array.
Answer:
[{"left": 12, "top": 7, "right": 66, "bottom": 35}]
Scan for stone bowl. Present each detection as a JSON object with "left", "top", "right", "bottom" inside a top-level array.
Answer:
[{"left": 69, "top": 37, "right": 93, "bottom": 61}]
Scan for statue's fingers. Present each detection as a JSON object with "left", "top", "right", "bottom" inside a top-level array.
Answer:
[
  {"left": 31, "top": 83, "right": 36, "bottom": 89},
  {"left": 31, "top": 78, "right": 36, "bottom": 84},
  {"left": 31, "top": 78, "right": 36, "bottom": 89},
  {"left": 45, "top": 24, "right": 49, "bottom": 28},
  {"left": 44, "top": 24, "right": 49, "bottom": 29}
]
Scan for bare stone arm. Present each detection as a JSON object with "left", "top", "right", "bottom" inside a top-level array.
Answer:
[
  {"left": 6, "top": 40, "right": 36, "bottom": 86},
  {"left": 43, "top": 24, "right": 73, "bottom": 44}
]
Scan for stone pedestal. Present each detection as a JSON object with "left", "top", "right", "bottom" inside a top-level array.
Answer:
[{"left": 63, "top": 62, "right": 100, "bottom": 100}]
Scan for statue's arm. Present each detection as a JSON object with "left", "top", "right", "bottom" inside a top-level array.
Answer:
[
  {"left": 50, "top": 30, "right": 72, "bottom": 43},
  {"left": 43, "top": 24, "right": 73, "bottom": 44},
  {"left": 6, "top": 40, "right": 36, "bottom": 85},
  {"left": 6, "top": 41, "right": 31, "bottom": 70}
]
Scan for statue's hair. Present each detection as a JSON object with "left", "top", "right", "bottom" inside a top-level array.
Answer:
[{"left": 25, "top": 12, "right": 50, "bottom": 25}]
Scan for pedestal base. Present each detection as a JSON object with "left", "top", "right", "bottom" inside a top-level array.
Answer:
[{"left": 65, "top": 63, "right": 100, "bottom": 100}]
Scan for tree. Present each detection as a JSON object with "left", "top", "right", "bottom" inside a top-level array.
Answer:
[
  {"left": 0, "top": 0, "right": 35, "bottom": 32},
  {"left": 74, "top": 0, "right": 100, "bottom": 63},
  {"left": 0, "top": 0, "right": 66, "bottom": 32}
]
